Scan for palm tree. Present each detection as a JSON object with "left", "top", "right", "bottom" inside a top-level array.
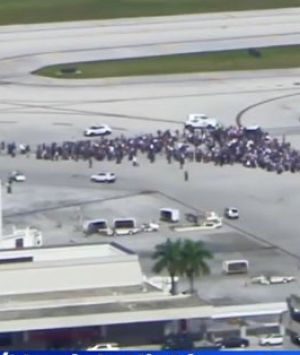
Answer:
[
  {"left": 152, "top": 238, "right": 182, "bottom": 295},
  {"left": 180, "top": 239, "right": 213, "bottom": 294}
]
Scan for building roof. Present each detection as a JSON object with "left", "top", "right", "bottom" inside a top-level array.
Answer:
[
  {"left": 0, "top": 288, "right": 211, "bottom": 332},
  {"left": 0, "top": 242, "right": 144, "bottom": 296},
  {"left": 0, "top": 242, "right": 212, "bottom": 332},
  {"left": 0, "top": 241, "right": 133, "bottom": 259},
  {"left": 0, "top": 288, "right": 286, "bottom": 332}
]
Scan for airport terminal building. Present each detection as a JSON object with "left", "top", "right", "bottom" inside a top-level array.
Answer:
[
  {"left": 0, "top": 242, "right": 214, "bottom": 349},
  {"left": 0, "top": 241, "right": 287, "bottom": 349}
]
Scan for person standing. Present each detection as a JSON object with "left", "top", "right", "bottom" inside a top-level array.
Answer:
[
  {"left": 88, "top": 157, "right": 93, "bottom": 169},
  {"left": 6, "top": 181, "right": 12, "bottom": 194},
  {"left": 184, "top": 170, "right": 189, "bottom": 181},
  {"left": 132, "top": 156, "right": 138, "bottom": 167}
]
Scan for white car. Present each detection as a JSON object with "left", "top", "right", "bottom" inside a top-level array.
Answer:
[
  {"left": 184, "top": 114, "right": 220, "bottom": 130},
  {"left": 251, "top": 275, "right": 295, "bottom": 285},
  {"left": 90, "top": 172, "right": 116, "bottom": 183},
  {"left": 224, "top": 207, "right": 239, "bottom": 219},
  {"left": 141, "top": 222, "right": 160, "bottom": 232},
  {"left": 84, "top": 124, "right": 112, "bottom": 137},
  {"left": 86, "top": 343, "right": 120, "bottom": 351},
  {"left": 114, "top": 227, "right": 140, "bottom": 236},
  {"left": 10, "top": 171, "right": 26, "bottom": 182},
  {"left": 259, "top": 334, "right": 283, "bottom": 346}
]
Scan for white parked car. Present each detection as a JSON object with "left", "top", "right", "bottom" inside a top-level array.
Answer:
[
  {"left": 184, "top": 114, "right": 220, "bottom": 130},
  {"left": 259, "top": 334, "right": 283, "bottom": 346},
  {"left": 90, "top": 172, "right": 116, "bottom": 183},
  {"left": 141, "top": 221, "right": 160, "bottom": 232},
  {"left": 224, "top": 207, "right": 239, "bottom": 219},
  {"left": 251, "top": 275, "right": 295, "bottom": 285},
  {"left": 10, "top": 171, "right": 26, "bottom": 182},
  {"left": 86, "top": 343, "right": 120, "bottom": 351},
  {"left": 84, "top": 124, "right": 112, "bottom": 137}
]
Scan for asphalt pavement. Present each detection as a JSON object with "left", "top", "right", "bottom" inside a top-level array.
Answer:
[{"left": 1, "top": 153, "right": 300, "bottom": 305}]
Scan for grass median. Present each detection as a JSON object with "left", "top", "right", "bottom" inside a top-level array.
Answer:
[
  {"left": 34, "top": 45, "right": 300, "bottom": 79},
  {"left": 1, "top": 0, "right": 300, "bottom": 25}
]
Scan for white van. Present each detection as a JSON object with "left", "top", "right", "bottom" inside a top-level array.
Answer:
[
  {"left": 222, "top": 260, "right": 249, "bottom": 274},
  {"left": 113, "top": 218, "right": 139, "bottom": 236},
  {"left": 160, "top": 208, "right": 180, "bottom": 223}
]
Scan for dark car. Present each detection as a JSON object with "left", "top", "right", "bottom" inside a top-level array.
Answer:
[
  {"left": 290, "top": 333, "right": 300, "bottom": 346},
  {"left": 216, "top": 336, "right": 249, "bottom": 349},
  {"left": 288, "top": 295, "right": 300, "bottom": 322}
]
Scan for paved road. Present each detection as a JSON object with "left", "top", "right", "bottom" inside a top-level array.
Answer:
[
  {"left": 1, "top": 8, "right": 300, "bottom": 143},
  {"left": 1, "top": 8, "right": 300, "bottom": 79}
]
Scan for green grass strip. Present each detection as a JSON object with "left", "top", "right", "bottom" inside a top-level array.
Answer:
[
  {"left": 1, "top": 0, "right": 300, "bottom": 25},
  {"left": 34, "top": 45, "right": 300, "bottom": 79}
]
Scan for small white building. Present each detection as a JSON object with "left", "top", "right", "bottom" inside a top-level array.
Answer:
[
  {"left": 0, "top": 226, "right": 42, "bottom": 250},
  {"left": 0, "top": 180, "right": 43, "bottom": 250}
]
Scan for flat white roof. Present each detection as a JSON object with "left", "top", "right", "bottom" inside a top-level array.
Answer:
[
  {"left": 0, "top": 242, "right": 143, "bottom": 296},
  {"left": 0, "top": 242, "right": 127, "bottom": 262}
]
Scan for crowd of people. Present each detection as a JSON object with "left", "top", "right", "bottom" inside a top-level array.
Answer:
[{"left": 1, "top": 125, "right": 300, "bottom": 174}]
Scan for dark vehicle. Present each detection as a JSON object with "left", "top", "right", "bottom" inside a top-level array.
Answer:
[
  {"left": 290, "top": 333, "right": 300, "bottom": 346},
  {"left": 243, "top": 125, "right": 263, "bottom": 139},
  {"left": 216, "top": 336, "right": 249, "bottom": 349},
  {"left": 0, "top": 333, "right": 12, "bottom": 347},
  {"left": 185, "top": 212, "right": 202, "bottom": 224},
  {"left": 162, "top": 334, "right": 194, "bottom": 350},
  {"left": 288, "top": 295, "right": 300, "bottom": 322}
]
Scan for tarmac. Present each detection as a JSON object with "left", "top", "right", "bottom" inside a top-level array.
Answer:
[{"left": 1, "top": 153, "right": 300, "bottom": 306}]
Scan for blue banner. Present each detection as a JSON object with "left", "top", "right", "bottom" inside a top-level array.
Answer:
[{"left": 0, "top": 352, "right": 297, "bottom": 355}]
